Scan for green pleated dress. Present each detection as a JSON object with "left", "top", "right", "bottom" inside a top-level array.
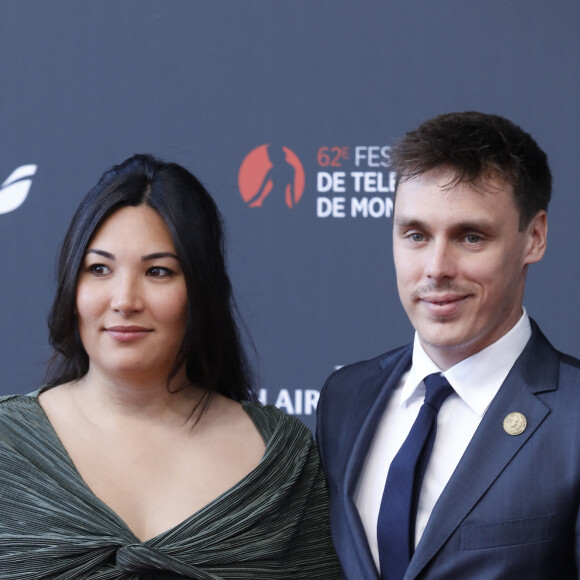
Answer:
[{"left": 0, "top": 395, "right": 341, "bottom": 579}]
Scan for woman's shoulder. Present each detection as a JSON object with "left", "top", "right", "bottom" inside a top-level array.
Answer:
[
  {"left": 0, "top": 392, "right": 38, "bottom": 410},
  {"left": 0, "top": 385, "right": 53, "bottom": 407},
  {"left": 242, "top": 400, "right": 312, "bottom": 441},
  {"left": 0, "top": 393, "right": 49, "bottom": 439}
]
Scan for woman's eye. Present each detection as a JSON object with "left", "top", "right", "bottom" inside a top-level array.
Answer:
[
  {"left": 148, "top": 267, "right": 172, "bottom": 278},
  {"left": 88, "top": 264, "right": 111, "bottom": 276}
]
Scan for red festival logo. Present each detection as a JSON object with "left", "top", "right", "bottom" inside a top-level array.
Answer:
[{"left": 238, "top": 145, "right": 305, "bottom": 209}]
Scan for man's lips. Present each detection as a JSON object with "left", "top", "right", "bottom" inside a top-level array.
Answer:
[
  {"left": 418, "top": 294, "right": 468, "bottom": 316},
  {"left": 105, "top": 326, "right": 152, "bottom": 341}
]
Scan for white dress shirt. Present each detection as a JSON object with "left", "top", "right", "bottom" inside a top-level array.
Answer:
[{"left": 354, "top": 310, "right": 532, "bottom": 573}]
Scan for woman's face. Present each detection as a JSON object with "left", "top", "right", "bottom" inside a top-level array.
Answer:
[{"left": 75, "top": 205, "right": 188, "bottom": 383}]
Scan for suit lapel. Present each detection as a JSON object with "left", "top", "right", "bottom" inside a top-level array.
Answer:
[
  {"left": 344, "top": 348, "right": 413, "bottom": 494},
  {"left": 405, "top": 324, "right": 558, "bottom": 580},
  {"left": 342, "top": 347, "right": 413, "bottom": 579}
]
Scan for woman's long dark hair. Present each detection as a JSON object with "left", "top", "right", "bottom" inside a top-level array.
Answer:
[{"left": 46, "top": 154, "right": 255, "bottom": 414}]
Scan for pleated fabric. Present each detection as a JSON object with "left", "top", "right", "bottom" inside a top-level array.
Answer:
[{"left": 0, "top": 395, "right": 341, "bottom": 579}]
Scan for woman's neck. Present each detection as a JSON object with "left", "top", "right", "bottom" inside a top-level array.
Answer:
[{"left": 69, "top": 366, "right": 203, "bottom": 426}]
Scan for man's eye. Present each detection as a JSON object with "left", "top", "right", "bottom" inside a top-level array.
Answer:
[
  {"left": 465, "top": 234, "right": 481, "bottom": 244},
  {"left": 410, "top": 233, "right": 424, "bottom": 242}
]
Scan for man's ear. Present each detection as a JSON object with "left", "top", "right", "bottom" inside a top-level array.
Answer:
[{"left": 523, "top": 210, "right": 547, "bottom": 265}]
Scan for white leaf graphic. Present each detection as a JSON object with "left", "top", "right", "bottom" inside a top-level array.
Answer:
[{"left": 0, "top": 164, "right": 37, "bottom": 214}]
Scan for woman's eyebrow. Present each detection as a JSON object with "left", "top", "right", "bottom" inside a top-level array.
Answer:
[
  {"left": 142, "top": 252, "right": 179, "bottom": 262},
  {"left": 85, "top": 249, "right": 115, "bottom": 259},
  {"left": 85, "top": 249, "right": 179, "bottom": 261}
]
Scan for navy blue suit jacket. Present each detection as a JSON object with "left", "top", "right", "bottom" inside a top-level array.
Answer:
[{"left": 317, "top": 321, "right": 580, "bottom": 579}]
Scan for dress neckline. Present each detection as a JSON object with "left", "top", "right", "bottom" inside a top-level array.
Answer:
[{"left": 27, "top": 392, "right": 270, "bottom": 544}]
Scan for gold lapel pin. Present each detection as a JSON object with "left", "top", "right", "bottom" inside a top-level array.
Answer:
[{"left": 503, "top": 412, "right": 527, "bottom": 436}]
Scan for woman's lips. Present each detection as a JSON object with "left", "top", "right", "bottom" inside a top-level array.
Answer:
[{"left": 105, "top": 326, "right": 152, "bottom": 342}]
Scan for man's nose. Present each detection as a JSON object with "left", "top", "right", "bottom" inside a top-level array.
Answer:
[{"left": 425, "top": 240, "right": 457, "bottom": 281}]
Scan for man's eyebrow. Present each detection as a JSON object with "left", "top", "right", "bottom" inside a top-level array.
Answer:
[
  {"left": 394, "top": 217, "right": 497, "bottom": 231},
  {"left": 452, "top": 220, "right": 497, "bottom": 232},
  {"left": 142, "top": 252, "right": 179, "bottom": 262},
  {"left": 393, "top": 217, "right": 425, "bottom": 228}
]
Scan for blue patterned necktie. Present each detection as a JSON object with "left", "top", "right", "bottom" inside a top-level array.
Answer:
[{"left": 377, "top": 373, "right": 454, "bottom": 580}]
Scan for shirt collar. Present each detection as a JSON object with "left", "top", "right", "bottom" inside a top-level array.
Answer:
[{"left": 402, "top": 309, "right": 532, "bottom": 416}]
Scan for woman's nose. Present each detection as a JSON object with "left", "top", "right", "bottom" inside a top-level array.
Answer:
[{"left": 110, "top": 276, "right": 144, "bottom": 315}]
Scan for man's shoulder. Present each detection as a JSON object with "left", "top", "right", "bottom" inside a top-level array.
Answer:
[
  {"left": 321, "top": 343, "right": 411, "bottom": 399},
  {"left": 528, "top": 319, "right": 580, "bottom": 378},
  {"left": 335, "top": 344, "right": 409, "bottom": 377},
  {"left": 555, "top": 350, "right": 580, "bottom": 387},
  {"left": 316, "top": 344, "right": 412, "bottom": 452}
]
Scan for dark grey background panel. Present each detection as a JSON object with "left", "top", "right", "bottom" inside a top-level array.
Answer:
[{"left": 1, "top": 1, "right": 579, "bottom": 431}]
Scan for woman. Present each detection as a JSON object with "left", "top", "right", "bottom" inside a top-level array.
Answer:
[{"left": 0, "top": 155, "right": 340, "bottom": 579}]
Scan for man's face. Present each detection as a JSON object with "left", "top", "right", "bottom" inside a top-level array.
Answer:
[{"left": 393, "top": 167, "right": 546, "bottom": 370}]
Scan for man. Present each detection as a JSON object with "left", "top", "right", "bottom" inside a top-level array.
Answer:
[{"left": 317, "top": 111, "right": 580, "bottom": 579}]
